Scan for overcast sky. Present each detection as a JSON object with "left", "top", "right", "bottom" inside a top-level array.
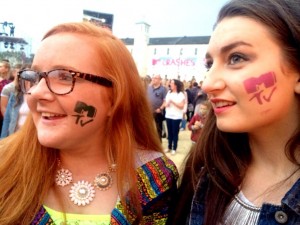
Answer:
[{"left": 0, "top": 0, "right": 228, "bottom": 52}]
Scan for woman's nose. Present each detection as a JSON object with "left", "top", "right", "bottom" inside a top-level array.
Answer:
[
  {"left": 29, "top": 77, "right": 53, "bottom": 99},
  {"left": 202, "top": 67, "right": 226, "bottom": 94}
]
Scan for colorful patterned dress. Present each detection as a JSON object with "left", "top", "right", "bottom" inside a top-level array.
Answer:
[{"left": 31, "top": 151, "right": 179, "bottom": 225}]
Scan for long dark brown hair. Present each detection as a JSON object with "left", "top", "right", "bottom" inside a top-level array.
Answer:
[{"left": 168, "top": 0, "right": 300, "bottom": 224}]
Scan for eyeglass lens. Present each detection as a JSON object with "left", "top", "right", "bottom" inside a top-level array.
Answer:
[{"left": 20, "top": 70, "right": 74, "bottom": 95}]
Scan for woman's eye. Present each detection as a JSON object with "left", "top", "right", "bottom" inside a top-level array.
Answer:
[
  {"left": 229, "top": 53, "right": 246, "bottom": 65},
  {"left": 58, "top": 73, "right": 73, "bottom": 81},
  {"left": 204, "top": 60, "right": 213, "bottom": 71}
]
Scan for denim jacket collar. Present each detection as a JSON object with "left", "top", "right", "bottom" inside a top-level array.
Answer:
[{"left": 189, "top": 176, "right": 300, "bottom": 225}]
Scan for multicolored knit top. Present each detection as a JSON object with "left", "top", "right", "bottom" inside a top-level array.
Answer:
[{"left": 30, "top": 151, "right": 179, "bottom": 225}]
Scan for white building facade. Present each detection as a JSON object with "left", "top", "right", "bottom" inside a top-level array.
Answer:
[{"left": 122, "top": 21, "right": 210, "bottom": 82}]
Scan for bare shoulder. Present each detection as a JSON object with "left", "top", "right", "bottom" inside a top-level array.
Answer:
[{"left": 135, "top": 149, "right": 163, "bottom": 168}]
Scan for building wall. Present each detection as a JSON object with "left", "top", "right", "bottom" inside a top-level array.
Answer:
[
  {"left": 126, "top": 43, "right": 208, "bottom": 82},
  {"left": 123, "top": 21, "right": 209, "bottom": 82},
  {"left": 132, "top": 22, "right": 150, "bottom": 78}
]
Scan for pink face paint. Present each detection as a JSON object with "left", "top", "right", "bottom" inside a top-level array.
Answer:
[
  {"left": 243, "top": 72, "right": 277, "bottom": 105},
  {"left": 244, "top": 72, "right": 276, "bottom": 93},
  {"left": 72, "top": 101, "right": 97, "bottom": 126}
]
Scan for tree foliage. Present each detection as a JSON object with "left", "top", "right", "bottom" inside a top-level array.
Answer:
[{"left": 0, "top": 51, "right": 33, "bottom": 65}]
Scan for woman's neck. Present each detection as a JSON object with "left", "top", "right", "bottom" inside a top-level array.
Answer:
[
  {"left": 242, "top": 130, "right": 299, "bottom": 206},
  {"left": 59, "top": 151, "right": 109, "bottom": 176}
]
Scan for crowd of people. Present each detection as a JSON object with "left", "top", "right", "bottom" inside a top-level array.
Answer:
[
  {"left": 0, "top": 62, "right": 31, "bottom": 138},
  {"left": 0, "top": 0, "right": 299, "bottom": 224},
  {"left": 0, "top": 59, "right": 12, "bottom": 133},
  {"left": 147, "top": 75, "right": 208, "bottom": 154}
]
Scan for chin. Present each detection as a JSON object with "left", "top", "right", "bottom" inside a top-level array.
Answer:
[
  {"left": 216, "top": 121, "right": 245, "bottom": 133},
  {"left": 38, "top": 140, "right": 60, "bottom": 149},
  {"left": 37, "top": 134, "right": 62, "bottom": 149}
]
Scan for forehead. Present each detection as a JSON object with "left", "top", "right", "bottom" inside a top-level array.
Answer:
[
  {"left": 33, "top": 33, "right": 102, "bottom": 73},
  {"left": 207, "top": 16, "right": 274, "bottom": 56},
  {"left": 37, "top": 33, "right": 94, "bottom": 55}
]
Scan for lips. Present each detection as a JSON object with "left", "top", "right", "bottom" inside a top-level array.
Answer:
[
  {"left": 210, "top": 99, "right": 235, "bottom": 108},
  {"left": 212, "top": 101, "right": 235, "bottom": 108},
  {"left": 208, "top": 99, "right": 236, "bottom": 115},
  {"left": 41, "top": 112, "right": 66, "bottom": 119}
]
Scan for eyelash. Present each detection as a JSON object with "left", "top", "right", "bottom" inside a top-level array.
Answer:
[
  {"left": 228, "top": 53, "right": 248, "bottom": 65},
  {"left": 204, "top": 60, "right": 213, "bottom": 71},
  {"left": 204, "top": 53, "right": 248, "bottom": 71}
]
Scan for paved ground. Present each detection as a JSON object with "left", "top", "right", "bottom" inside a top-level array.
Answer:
[{"left": 162, "top": 128, "right": 193, "bottom": 174}]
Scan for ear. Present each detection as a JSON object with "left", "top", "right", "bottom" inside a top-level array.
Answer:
[{"left": 295, "top": 78, "right": 300, "bottom": 94}]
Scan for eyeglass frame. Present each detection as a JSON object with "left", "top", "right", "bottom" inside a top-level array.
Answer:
[{"left": 18, "top": 68, "right": 113, "bottom": 95}]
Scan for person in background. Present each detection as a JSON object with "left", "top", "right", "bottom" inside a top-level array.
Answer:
[
  {"left": 193, "top": 81, "right": 208, "bottom": 116},
  {"left": 189, "top": 81, "right": 200, "bottom": 115},
  {"left": 187, "top": 100, "right": 209, "bottom": 144},
  {"left": 180, "top": 86, "right": 188, "bottom": 131},
  {"left": 0, "top": 59, "right": 11, "bottom": 133},
  {"left": 147, "top": 74, "right": 167, "bottom": 142},
  {"left": 163, "top": 79, "right": 185, "bottom": 155},
  {"left": 185, "top": 80, "right": 194, "bottom": 122},
  {"left": 141, "top": 74, "right": 151, "bottom": 90},
  {"left": 162, "top": 78, "right": 171, "bottom": 138},
  {"left": 163, "top": 78, "right": 170, "bottom": 90},
  {"left": 0, "top": 21, "right": 178, "bottom": 224},
  {"left": 0, "top": 60, "right": 11, "bottom": 87},
  {"left": 0, "top": 63, "right": 23, "bottom": 116},
  {"left": 0, "top": 60, "right": 11, "bottom": 79},
  {"left": 167, "top": 0, "right": 300, "bottom": 224},
  {"left": 1, "top": 64, "right": 31, "bottom": 138}
]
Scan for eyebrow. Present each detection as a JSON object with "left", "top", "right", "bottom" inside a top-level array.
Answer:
[
  {"left": 206, "top": 41, "right": 253, "bottom": 59},
  {"left": 31, "top": 65, "right": 76, "bottom": 71}
]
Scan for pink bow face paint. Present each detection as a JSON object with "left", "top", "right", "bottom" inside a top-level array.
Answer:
[
  {"left": 243, "top": 72, "right": 277, "bottom": 105},
  {"left": 72, "top": 101, "right": 97, "bottom": 126}
]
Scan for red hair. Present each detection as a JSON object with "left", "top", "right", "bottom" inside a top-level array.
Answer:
[{"left": 0, "top": 22, "right": 162, "bottom": 224}]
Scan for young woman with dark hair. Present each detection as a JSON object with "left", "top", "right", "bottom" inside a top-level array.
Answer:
[
  {"left": 168, "top": 0, "right": 300, "bottom": 224},
  {"left": 164, "top": 79, "right": 185, "bottom": 155}
]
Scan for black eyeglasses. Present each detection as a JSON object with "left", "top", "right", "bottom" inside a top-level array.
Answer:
[{"left": 18, "top": 69, "right": 113, "bottom": 95}]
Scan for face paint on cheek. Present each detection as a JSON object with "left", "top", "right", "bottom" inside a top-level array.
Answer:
[
  {"left": 243, "top": 72, "right": 277, "bottom": 105},
  {"left": 72, "top": 101, "right": 97, "bottom": 127}
]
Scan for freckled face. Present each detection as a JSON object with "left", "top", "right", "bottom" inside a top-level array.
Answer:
[
  {"left": 202, "top": 17, "right": 299, "bottom": 133},
  {"left": 26, "top": 33, "right": 112, "bottom": 150}
]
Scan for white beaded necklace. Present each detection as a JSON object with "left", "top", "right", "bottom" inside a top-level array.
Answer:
[{"left": 55, "top": 160, "right": 117, "bottom": 206}]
